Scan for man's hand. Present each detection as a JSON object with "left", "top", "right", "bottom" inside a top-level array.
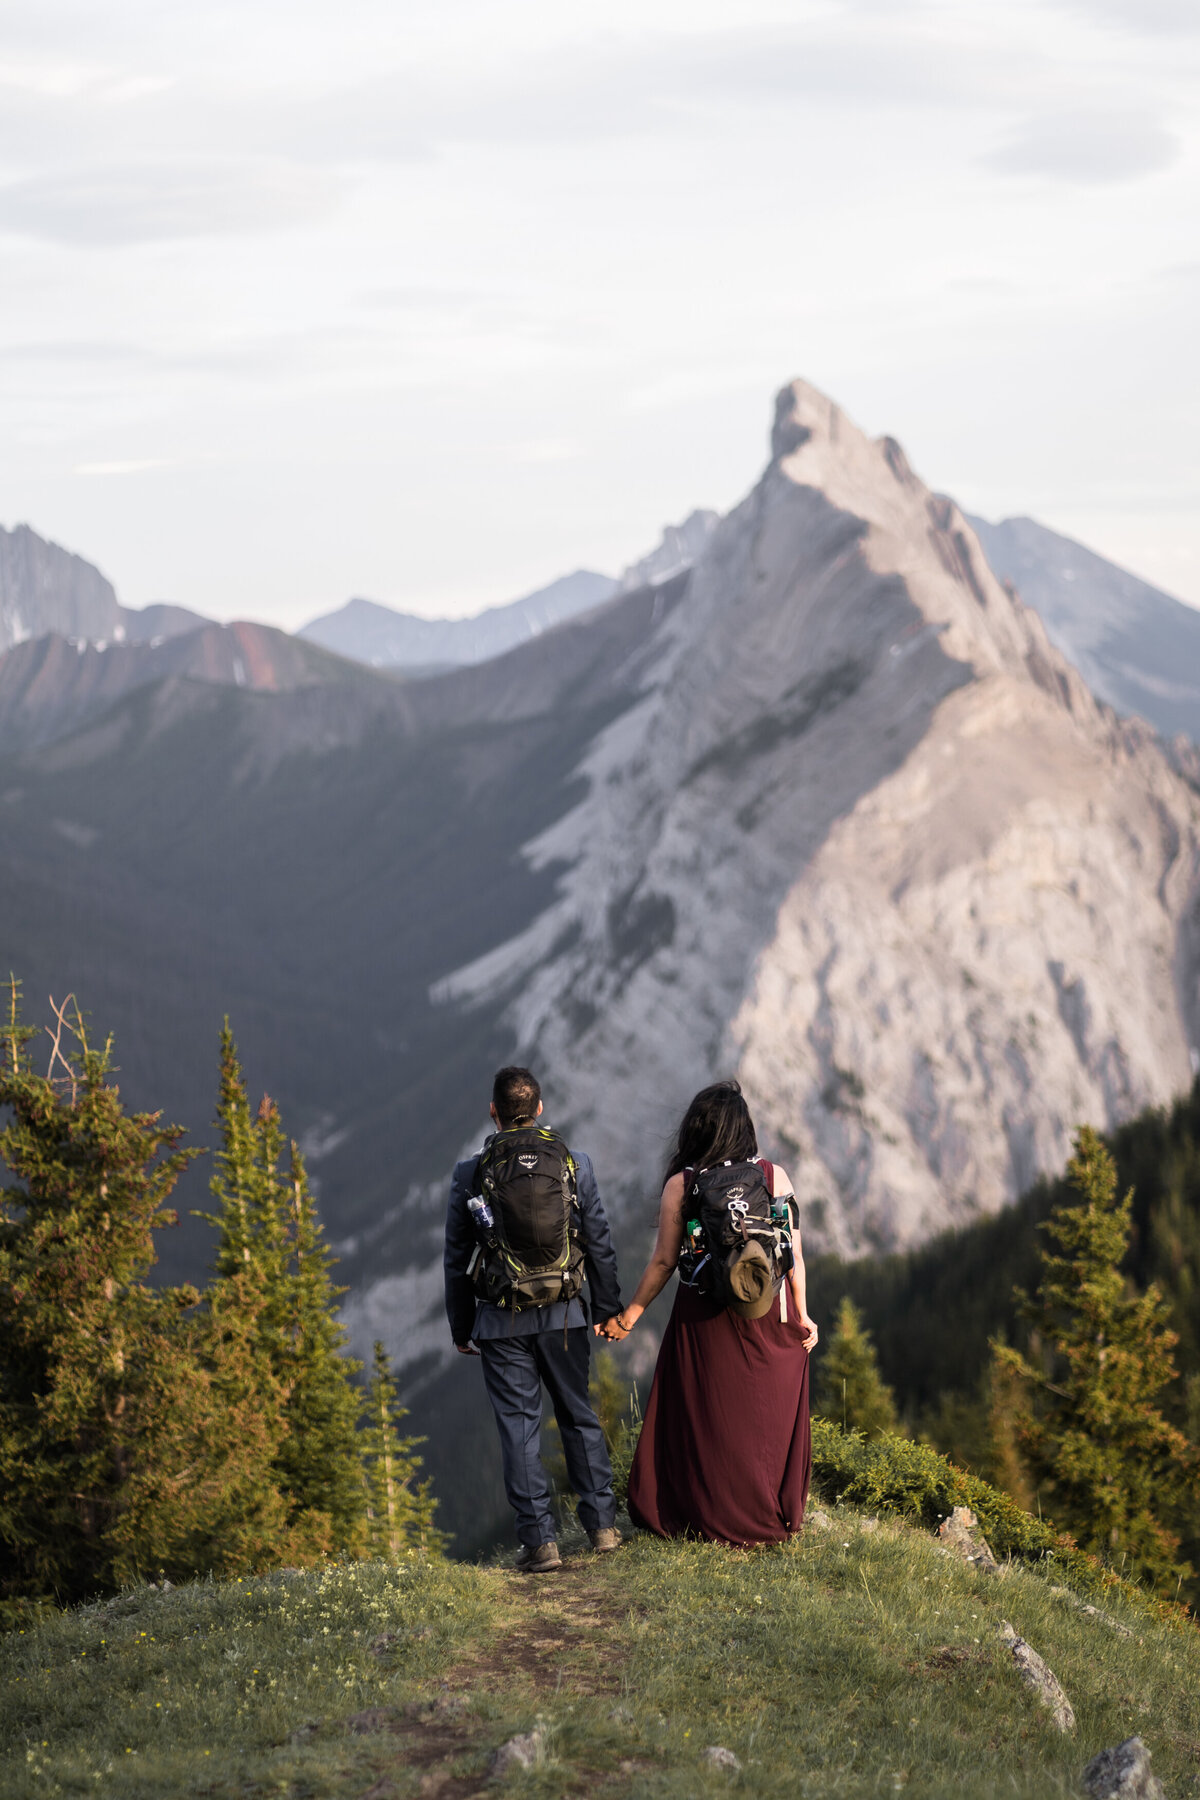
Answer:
[
  {"left": 599, "top": 1313, "right": 630, "bottom": 1341},
  {"left": 455, "top": 1342, "right": 481, "bottom": 1356}
]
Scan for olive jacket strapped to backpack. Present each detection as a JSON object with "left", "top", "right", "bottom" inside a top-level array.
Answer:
[
  {"left": 677, "top": 1157, "right": 797, "bottom": 1320},
  {"left": 466, "top": 1125, "right": 586, "bottom": 1312}
]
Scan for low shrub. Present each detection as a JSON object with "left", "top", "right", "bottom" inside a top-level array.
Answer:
[{"left": 810, "top": 1417, "right": 1188, "bottom": 1623}]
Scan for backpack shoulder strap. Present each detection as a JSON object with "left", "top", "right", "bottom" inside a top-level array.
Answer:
[{"left": 469, "top": 1137, "right": 497, "bottom": 1196}]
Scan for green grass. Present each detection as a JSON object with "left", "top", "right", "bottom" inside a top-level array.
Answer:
[
  {"left": 3, "top": 1513, "right": 1199, "bottom": 1799},
  {"left": 0, "top": 1555, "right": 503, "bottom": 1798}
]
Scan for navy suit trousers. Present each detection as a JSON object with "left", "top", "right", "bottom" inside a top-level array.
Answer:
[{"left": 478, "top": 1328, "right": 616, "bottom": 1548}]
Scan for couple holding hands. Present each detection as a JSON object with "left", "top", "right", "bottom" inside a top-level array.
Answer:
[{"left": 444, "top": 1066, "right": 818, "bottom": 1571}]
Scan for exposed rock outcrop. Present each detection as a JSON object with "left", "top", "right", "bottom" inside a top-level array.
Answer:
[
  {"left": 432, "top": 379, "right": 1200, "bottom": 1258},
  {"left": 1083, "top": 1736, "right": 1165, "bottom": 1800},
  {"left": 936, "top": 1508, "right": 999, "bottom": 1574},
  {"left": 0, "top": 521, "right": 206, "bottom": 654},
  {"left": 999, "top": 1621, "right": 1075, "bottom": 1732},
  {"left": 0, "top": 522, "right": 122, "bottom": 650}
]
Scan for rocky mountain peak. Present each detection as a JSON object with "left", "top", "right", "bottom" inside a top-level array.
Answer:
[{"left": 416, "top": 378, "right": 1200, "bottom": 1266}]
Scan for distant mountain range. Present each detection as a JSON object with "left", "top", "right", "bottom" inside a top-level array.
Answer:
[
  {"left": 0, "top": 620, "right": 386, "bottom": 756},
  {"left": 968, "top": 514, "right": 1200, "bottom": 743},
  {"left": 0, "top": 522, "right": 207, "bottom": 653},
  {"left": 5, "top": 393, "right": 1200, "bottom": 1546},
  {"left": 299, "top": 570, "right": 618, "bottom": 672},
  {"left": 9, "top": 504, "right": 1200, "bottom": 742}
]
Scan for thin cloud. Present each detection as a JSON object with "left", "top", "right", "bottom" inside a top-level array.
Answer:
[
  {"left": 508, "top": 439, "right": 585, "bottom": 465},
  {"left": 1057, "top": 0, "right": 1200, "bottom": 32},
  {"left": 0, "top": 157, "right": 344, "bottom": 246},
  {"left": 980, "top": 110, "right": 1181, "bottom": 184},
  {"left": 74, "top": 457, "right": 170, "bottom": 476}
]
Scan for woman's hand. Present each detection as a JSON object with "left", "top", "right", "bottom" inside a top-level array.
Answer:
[
  {"left": 797, "top": 1312, "right": 819, "bottom": 1350},
  {"left": 599, "top": 1312, "right": 629, "bottom": 1341}
]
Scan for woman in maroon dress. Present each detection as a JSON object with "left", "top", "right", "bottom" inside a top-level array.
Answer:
[{"left": 606, "top": 1082, "right": 818, "bottom": 1545}]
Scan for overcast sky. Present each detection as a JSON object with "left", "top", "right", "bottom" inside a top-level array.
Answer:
[{"left": 1, "top": 0, "right": 1197, "bottom": 626}]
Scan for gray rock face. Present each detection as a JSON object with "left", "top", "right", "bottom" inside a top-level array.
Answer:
[
  {"left": 1082, "top": 1737, "right": 1165, "bottom": 1800},
  {"left": 619, "top": 509, "right": 720, "bottom": 592},
  {"left": 427, "top": 379, "right": 1200, "bottom": 1262},
  {"left": 936, "top": 1507, "right": 998, "bottom": 1574},
  {"left": 999, "top": 1621, "right": 1075, "bottom": 1733},
  {"left": 0, "top": 522, "right": 122, "bottom": 650},
  {"left": 0, "top": 522, "right": 208, "bottom": 655}
]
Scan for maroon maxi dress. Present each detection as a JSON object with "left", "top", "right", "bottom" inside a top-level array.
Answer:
[{"left": 627, "top": 1279, "right": 811, "bottom": 1545}]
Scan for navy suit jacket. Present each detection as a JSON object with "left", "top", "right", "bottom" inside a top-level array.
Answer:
[{"left": 443, "top": 1140, "right": 622, "bottom": 1345}]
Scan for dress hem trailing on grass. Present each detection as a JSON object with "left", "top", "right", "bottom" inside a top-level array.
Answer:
[{"left": 627, "top": 1282, "right": 811, "bottom": 1545}]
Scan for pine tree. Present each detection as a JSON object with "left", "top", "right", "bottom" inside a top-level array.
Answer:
[
  {"left": 0, "top": 985, "right": 197, "bottom": 1599},
  {"left": 274, "top": 1133, "right": 366, "bottom": 1540},
  {"left": 105, "top": 1271, "right": 310, "bottom": 1585},
  {"left": 994, "top": 1126, "right": 1199, "bottom": 1593},
  {"left": 981, "top": 1345, "right": 1036, "bottom": 1513},
  {"left": 202, "top": 1025, "right": 366, "bottom": 1550},
  {"left": 362, "top": 1342, "right": 443, "bottom": 1556},
  {"left": 816, "top": 1297, "right": 899, "bottom": 1436},
  {"left": 0, "top": 984, "right": 295, "bottom": 1601}
]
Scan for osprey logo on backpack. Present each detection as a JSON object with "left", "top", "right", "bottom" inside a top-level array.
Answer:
[
  {"left": 467, "top": 1126, "right": 585, "bottom": 1312},
  {"left": 678, "top": 1158, "right": 796, "bottom": 1321}
]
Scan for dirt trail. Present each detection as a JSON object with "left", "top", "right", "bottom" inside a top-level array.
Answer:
[{"left": 351, "top": 1557, "right": 634, "bottom": 1799}]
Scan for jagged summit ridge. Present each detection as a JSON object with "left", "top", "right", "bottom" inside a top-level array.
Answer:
[
  {"left": 425, "top": 378, "right": 1200, "bottom": 1261},
  {"left": 0, "top": 521, "right": 207, "bottom": 653}
]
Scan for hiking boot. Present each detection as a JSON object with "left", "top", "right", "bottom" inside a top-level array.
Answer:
[
  {"left": 515, "top": 1541, "right": 561, "bottom": 1574},
  {"left": 588, "top": 1527, "right": 622, "bottom": 1555}
]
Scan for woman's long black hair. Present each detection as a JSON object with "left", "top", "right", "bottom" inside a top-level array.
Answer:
[{"left": 664, "top": 1079, "right": 758, "bottom": 1183}]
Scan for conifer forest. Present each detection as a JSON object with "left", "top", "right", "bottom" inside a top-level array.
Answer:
[
  {"left": 3, "top": 980, "right": 1199, "bottom": 1618},
  {"left": 0, "top": 984, "right": 440, "bottom": 1619}
]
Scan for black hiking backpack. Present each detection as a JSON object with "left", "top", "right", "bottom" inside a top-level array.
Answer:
[
  {"left": 466, "top": 1126, "right": 585, "bottom": 1312},
  {"left": 678, "top": 1158, "right": 797, "bottom": 1320}
]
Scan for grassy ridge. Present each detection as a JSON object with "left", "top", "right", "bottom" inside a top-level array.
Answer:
[{"left": 3, "top": 1511, "right": 1198, "bottom": 1799}]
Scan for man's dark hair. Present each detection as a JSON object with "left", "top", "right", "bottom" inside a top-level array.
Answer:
[
  {"left": 492, "top": 1066, "right": 541, "bottom": 1130},
  {"left": 664, "top": 1079, "right": 758, "bottom": 1182}
]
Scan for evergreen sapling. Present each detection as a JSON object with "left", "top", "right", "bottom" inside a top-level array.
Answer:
[{"left": 994, "top": 1126, "right": 1200, "bottom": 1594}]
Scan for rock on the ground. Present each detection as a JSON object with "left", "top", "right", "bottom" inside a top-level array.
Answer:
[
  {"left": 347, "top": 1707, "right": 400, "bottom": 1735},
  {"left": 490, "top": 1725, "right": 546, "bottom": 1775},
  {"left": 1050, "top": 1587, "right": 1136, "bottom": 1640},
  {"left": 1082, "top": 1736, "right": 1165, "bottom": 1799},
  {"left": 806, "top": 1509, "right": 833, "bottom": 1531},
  {"left": 703, "top": 1746, "right": 742, "bottom": 1771},
  {"left": 999, "top": 1621, "right": 1075, "bottom": 1732},
  {"left": 937, "top": 1507, "right": 999, "bottom": 1573}
]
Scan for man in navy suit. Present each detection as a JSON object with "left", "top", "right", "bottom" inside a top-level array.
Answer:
[{"left": 444, "top": 1066, "right": 623, "bottom": 1572}]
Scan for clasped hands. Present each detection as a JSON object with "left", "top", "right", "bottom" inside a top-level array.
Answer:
[{"left": 595, "top": 1310, "right": 633, "bottom": 1341}]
